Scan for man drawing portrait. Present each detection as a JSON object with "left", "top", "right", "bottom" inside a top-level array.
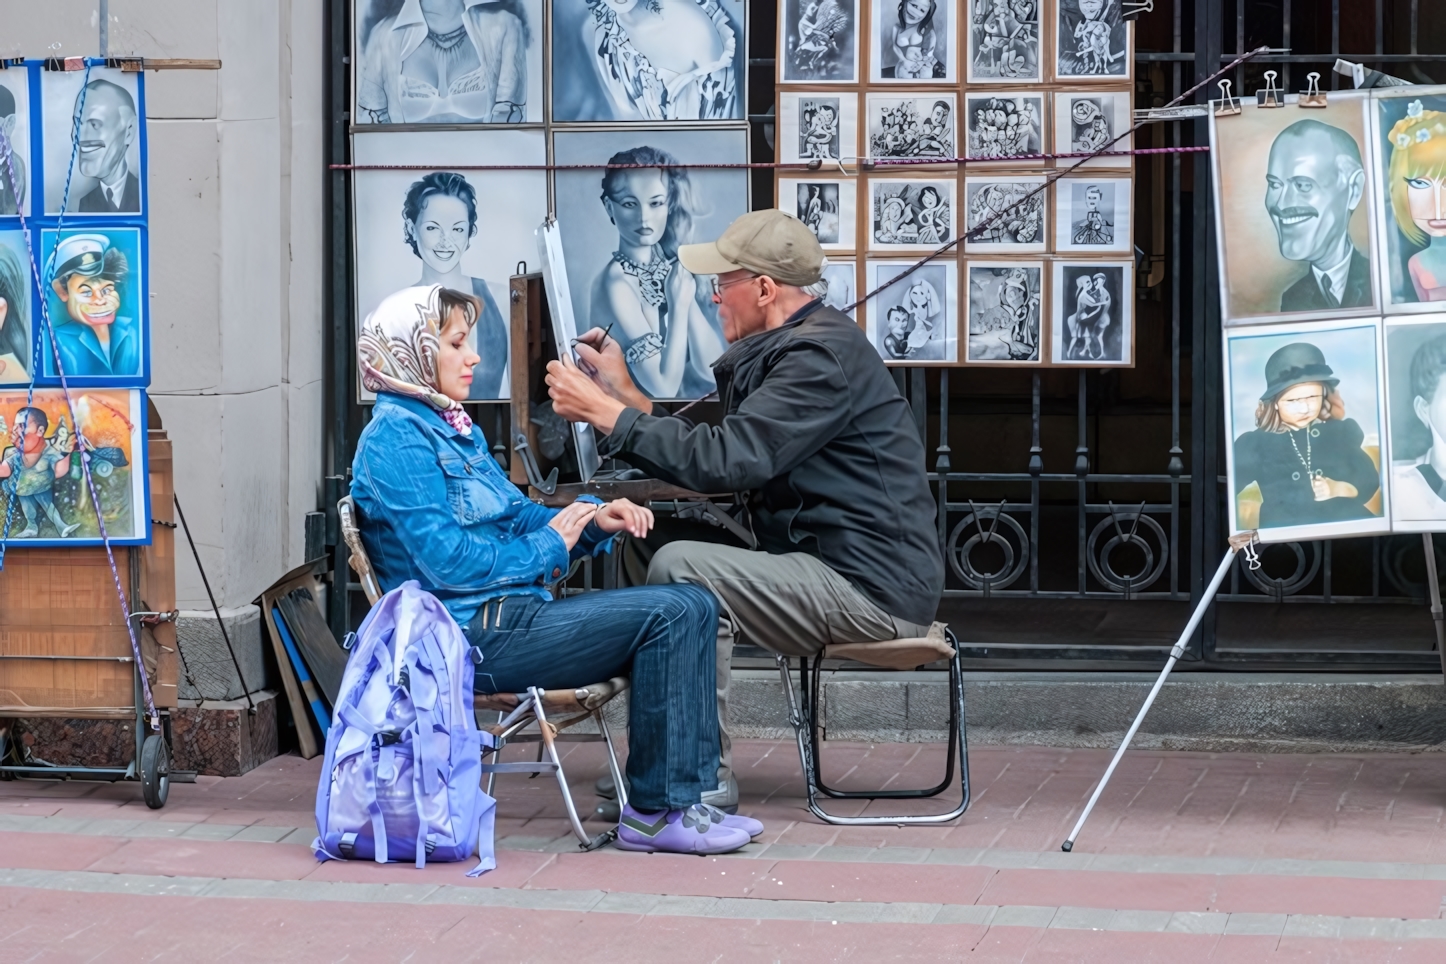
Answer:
[
  {"left": 1212, "top": 99, "right": 1377, "bottom": 324},
  {"left": 355, "top": 0, "right": 539, "bottom": 124}
]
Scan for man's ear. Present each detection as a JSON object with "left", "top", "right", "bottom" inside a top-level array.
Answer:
[
  {"left": 51, "top": 278, "right": 67, "bottom": 301},
  {"left": 1416, "top": 394, "right": 1433, "bottom": 431},
  {"left": 123, "top": 111, "right": 136, "bottom": 148},
  {"left": 1342, "top": 159, "right": 1366, "bottom": 211}
]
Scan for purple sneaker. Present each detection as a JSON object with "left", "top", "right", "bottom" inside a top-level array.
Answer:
[
  {"left": 701, "top": 803, "right": 764, "bottom": 838},
  {"left": 615, "top": 804, "right": 752, "bottom": 855}
]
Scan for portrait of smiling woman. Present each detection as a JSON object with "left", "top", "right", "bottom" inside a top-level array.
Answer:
[{"left": 400, "top": 172, "right": 509, "bottom": 399}]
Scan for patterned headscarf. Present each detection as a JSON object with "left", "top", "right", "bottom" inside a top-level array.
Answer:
[{"left": 358, "top": 285, "right": 477, "bottom": 434}]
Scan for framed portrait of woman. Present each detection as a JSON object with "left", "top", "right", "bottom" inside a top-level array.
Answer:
[
  {"left": 351, "top": 130, "right": 548, "bottom": 402},
  {"left": 1368, "top": 86, "right": 1446, "bottom": 315},
  {"left": 0, "top": 231, "right": 33, "bottom": 386},
  {"left": 551, "top": 0, "right": 746, "bottom": 122},
  {"left": 1224, "top": 316, "right": 1389, "bottom": 543},
  {"left": 870, "top": 0, "right": 956, "bottom": 84},
  {"left": 353, "top": 0, "right": 544, "bottom": 124},
  {"left": 553, "top": 128, "right": 748, "bottom": 401},
  {"left": 779, "top": 0, "right": 859, "bottom": 83},
  {"left": 865, "top": 260, "right": 958, "bottom": 364}
]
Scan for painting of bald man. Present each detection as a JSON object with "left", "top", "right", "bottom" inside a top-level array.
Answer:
[
  {"left": 1210, "top": 94, "right": 1377, "bottom": 325},
  {"left": 41, "top": 68, "right": 143, "bottom": 217}
]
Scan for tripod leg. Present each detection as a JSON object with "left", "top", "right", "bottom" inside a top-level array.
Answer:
[
  {"left": 1424, "top": 534, "right": 1446, "bottom": 679},
  {"left": 1061, "top": 547, "right": 1237, "bottom": 852}
]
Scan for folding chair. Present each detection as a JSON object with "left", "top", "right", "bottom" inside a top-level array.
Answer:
[
  {"left": 776, "top": 622, "right": 970, "bottom": 825},
  {"left": 338, "top": 496, "right": 629, "bottom": 851}
]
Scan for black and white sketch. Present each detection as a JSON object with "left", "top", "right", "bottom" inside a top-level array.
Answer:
[
  {"left": 782, "top": 178, "right": 856, "bottom": 250},
  {"left": 554, "top": 128, "right": 747, "bottom": 400},
  {"left": 964, "top": 176, "right": 1046, "bottom": 253},
  {"left": 552, "top": 0, "right": 744, "bottom": 122},
  {"left": 817, "top": 260, "right": 857, "bottom": 316},
  {"left": 352, "top": 131, "right": 548, "bottom": 401},
  {"left": 1055, "top": 177, "right": 1131, "bottom": 253},
  {"left": 42, "top": 68, "right": 143, "bottom": 216},
  {"left": 1051, "top": 261, "right": 1133, "bottom": 365},
  {"left": 1056, "top": 0, "right": 1129, "bottom": 80},
  {"left": 870, "top": 179, "right": 954, "bottom": 252},
  {"left": 1384, "top": 316, "right": 1446, "bottom": 531},
  {"left": 871, "top": 0, "right": 955, "bottom": 83},
  {"left": 964, "top": 94, "right": 1043, "bottom": 163},
  {"left": 1053, "top": 91, "right": 1131, "bottom": 168},
  {"left": 866, "top": 94, "right": 955, "bottom": 160},
  {"left": 0, "top": 71, "right": 30, "bottom": 217},
  {"left": 353, "top": 0, "right": 543, "bottom": 124},
  {"left": 779, "top": 93, "right": 858, "bottom": 164},
  {"left": 780, "top": 0, "right": 858, "bottom": 82},
  {"left": 866, "top": 261, "right": 958, "bottom": 363},
  {"left": 967, "top": 262, "right": 1042, "bottom": 363},
  {"left": 966, "top": 0, "right": 1040, "bottom": 83}
]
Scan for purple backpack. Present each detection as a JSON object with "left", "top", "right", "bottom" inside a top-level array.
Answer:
[{"left": 312, "top": 581, "right": 495, "bottom": 876}]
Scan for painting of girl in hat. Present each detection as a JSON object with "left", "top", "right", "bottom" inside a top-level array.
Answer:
[{"left": 1229, "top": 330, "right": 1386, "bottom": 535}]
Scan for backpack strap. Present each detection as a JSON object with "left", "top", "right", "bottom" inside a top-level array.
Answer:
[{"left": 337, "top": 702, "right": 392, "bottom": 865}]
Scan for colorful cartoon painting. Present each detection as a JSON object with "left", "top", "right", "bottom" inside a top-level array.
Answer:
[
  {"left": 37, "top": 227, "right": 146, "bottom": 383},
  {"left": 1370, "top": 88, "right": 1446, "bottom": 313},
  {"left": 0, "top": 388, "right": 147, "bottom": 545}
]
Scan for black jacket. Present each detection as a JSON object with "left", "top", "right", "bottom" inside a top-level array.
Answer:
[
  {"left": 1233, "top": 418, "right": 1381, "bottom": 529},
  {"left": 1279, "top": 248, "right": 1372, "bottom": 313},
  {"left": 599, "top": 302, "right": 945, "bottom": 626}
]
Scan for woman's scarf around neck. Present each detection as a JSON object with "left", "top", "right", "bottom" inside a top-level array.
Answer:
[{"left": 357, "top": 284, "right": 474, "bottom": 434}]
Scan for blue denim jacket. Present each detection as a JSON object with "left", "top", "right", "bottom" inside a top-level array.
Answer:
[{"left": 350, "top": 392, "right": 612, "bottom": 625}]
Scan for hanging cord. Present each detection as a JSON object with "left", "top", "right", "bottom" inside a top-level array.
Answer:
[
  {"left": 842, "top": 45, "right": 1275, "bottom": 312},
  {"left": 0, "top": 64, "right": 161, "bottom": 733},
  {"left": 173, "top": 494, "right": 256, "bottom": 715}
]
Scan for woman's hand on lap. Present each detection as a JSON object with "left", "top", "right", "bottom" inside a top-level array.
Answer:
[
  {"left": 548, "top": 501, "right": 600, "bottom": 550},
  {"left": 593, "top": 498, "right": 654, "bottom": 538}
]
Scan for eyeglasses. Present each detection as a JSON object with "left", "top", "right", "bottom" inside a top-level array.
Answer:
[
  {"left": 1279, "top": 394, "right": 1325, "bottom": 410},
  {"left": 710, "top": 274, "right": 761, "bottom": 298}
]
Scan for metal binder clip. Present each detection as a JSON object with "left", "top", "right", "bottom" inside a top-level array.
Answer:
[
  {"left": 1257, "top": 70, "right": 1283, "bottom": 108},
  {"left": 1299, "top": 72, "right": 1327, "bottom": 108},
  {"left": 1121, "top": 0, "right": 1153, "bottom": 19},
  {"left": 1214, "top": 79, "right": 1241, "bottom": 117}
]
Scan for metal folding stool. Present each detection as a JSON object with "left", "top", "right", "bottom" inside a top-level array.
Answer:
[{"left": 776, "top": 623, "right": 970, "bottom": 825}]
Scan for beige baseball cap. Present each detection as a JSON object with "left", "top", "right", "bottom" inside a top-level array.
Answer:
[{"left": 677, "top": 209, "right": 825, "bottom": 287}]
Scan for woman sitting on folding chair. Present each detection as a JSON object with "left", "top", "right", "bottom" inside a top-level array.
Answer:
[{"left": 349, "top": 284, "right": 760, "bottom": 855}]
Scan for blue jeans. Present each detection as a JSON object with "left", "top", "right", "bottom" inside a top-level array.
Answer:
[{"left": 467, "top": 585, "right": 719, "bottom": 812}]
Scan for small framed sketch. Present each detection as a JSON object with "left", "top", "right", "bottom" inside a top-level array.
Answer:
[
  {"left": 871, "top": 0, "right": 956, "bottom": 83},
  {"left": 865, "top": 94, "right": 956, "bottom": 162},
  {"left": 41, "top": 67, "right": 145, "bottom": 216},
  {"left": 1054, "top": 91, "right": 1132, "bottom": 168},
  {"left": 780, "top": 177, "right": 857, "bottom": 251},
  {"left": 964, "top": 176, "right": 1046, "bottom": 254},
  {"left": 1055, "top": 0, "right": 1131, "bottom": 82},
  {"left": 869, "top": 178, "right": 955, "bottom": 252},
  {"left": 963, "top": 93, "right": 1045, "bottom": 164},
  {"left": 965, "top": 0, "right": 1040, "bottom": 83},
  {"left": 1054, "top": 177, "right": 1132, "bottom": 254},
  {"left": 866, "top": 260, "right": 959, "bottom": 363},
  {"left": 1050, "top": 260, "right": 1134, "bottom": 365},
  {"left": 0, "top": 68, "right": 31, "bottom": 217},
  {"left": 1224, "top": 317, "right": 1388, "bottom": 543},
  {"left": 966, "top": 261, "right": 1043, "bottom": 363},
  {"left": 780, "top": 0, "right": 860, "bottom": 83},
  {"left": 779, "top": 92, "right": 858, "bottom": 165},
  {"left": 819, "top": 259, "right": 858, "bottom": 317}
]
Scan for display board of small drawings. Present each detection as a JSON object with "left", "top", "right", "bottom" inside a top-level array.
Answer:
[
  {"left": 777, "top": 0, "right": 1134, "bottom": 368},
  {"left": 1210, "top": 83, "right": 1446, "bottom": 543}
]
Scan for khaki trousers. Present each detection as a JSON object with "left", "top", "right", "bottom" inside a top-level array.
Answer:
[{"left": 646, "top": 541, "right": 928, "bottom": 779}]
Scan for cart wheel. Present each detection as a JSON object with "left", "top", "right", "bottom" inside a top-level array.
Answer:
[{"left": 140, "top": 734, "right": 170, "bottom": 809}]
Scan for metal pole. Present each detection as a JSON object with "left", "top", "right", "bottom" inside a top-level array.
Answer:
[
  {"left": 1423, "top": 534, "right": 1445, "bottom": 678},
  {"left": 1061, "top": 548, "right": 1238, "bottom": 852}
]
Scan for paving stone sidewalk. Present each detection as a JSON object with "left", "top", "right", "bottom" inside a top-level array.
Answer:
[{"left": 4, "top": 739, "right": 1446, "bottom": 961}]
